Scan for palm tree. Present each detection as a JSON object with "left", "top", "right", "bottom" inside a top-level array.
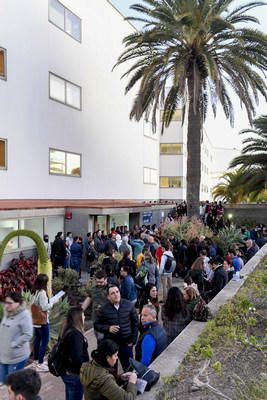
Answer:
[
  {"left": 114, "top": 0, "right": 267, "bottom": 217},
  {"left": 212, "top": 170, "right": 247, "bottom": 203},
  {"left": 229, "top": 115, "right": 267, "bottom": 198}
]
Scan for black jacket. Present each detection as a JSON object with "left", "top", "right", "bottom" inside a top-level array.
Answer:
[
  {"left": 94, "top": 299, "right": 138, "bottom": 345},
  {"left": 52, "top": 238, "right": 66, "bottom": 257},
  {"left": 208, "top": 265, "right": 228, "bottom": 299},
  {"left": 188, "top": 269, "right": 205, "bottom": 294},
  {"left": 62, "top": 328, "right": 89, "bottom": 374}
]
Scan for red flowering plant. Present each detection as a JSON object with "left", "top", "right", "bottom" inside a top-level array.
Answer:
[{"left": 0, "top": 253, "right": 37, "bottom": 300}]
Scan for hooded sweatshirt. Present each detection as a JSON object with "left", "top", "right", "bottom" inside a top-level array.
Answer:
[
  {"left": 80, "top": 360, "right": 137, "bottom": 400},
  {"left": 0, "top": 306, "right": 33, "bottom": 364}
]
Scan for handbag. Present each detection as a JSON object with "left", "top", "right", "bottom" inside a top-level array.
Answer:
[
  {"left": 129, "top": 358, "right": 160, "bottom": 391},
  {"left": 31, "top": 303, "right": 47, "bottom": 325},
  {"left": 31, "top": 291, "right": 48, "bottom": 325}
]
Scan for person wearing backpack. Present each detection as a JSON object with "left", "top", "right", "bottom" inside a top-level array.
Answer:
[
  {"left": 159, "top": 243, "right": 176, "bottom": 302},
  {"left": 60, "top": 307, "right": 89, "bottom": 400}
]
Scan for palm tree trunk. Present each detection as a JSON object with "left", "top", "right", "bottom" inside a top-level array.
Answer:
[{"left": 186, "top": 80, "right": 202, "bottom": 218}]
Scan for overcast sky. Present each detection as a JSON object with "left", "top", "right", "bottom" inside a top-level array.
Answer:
[{"left": 111, "top": 1, "right": 267, "bottom": 155}]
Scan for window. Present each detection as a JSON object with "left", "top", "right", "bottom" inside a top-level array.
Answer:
[
  {"left": 0, "top": 219, "right": 19, "bottom": 250},
  {"left": 160, "top": 176, "right": 183, "bottom": 188},
  {"left": 20, "top": 218, "right": 43, "bottom": 248},
  {"left": 160, "top": 109, "right": 182, "bottom": 122},
  {"left": 45, "top": 215, "right": 64, "bottom": 243},
  {"left": 143, "top": 167, "right": 158, "bottom": 185},
  {"left": 49, "top": 148, "right": 81, "bottom": 177},
  {"left": 160, "top": 143, "right": 183, "bottom": 154},
  {"left": 0, "top": 139, "right": 7, "bottom": 169},
  {"left": 49, "top": 0, "right": 81, "bottom": 42},
  {"left": 49, "top": 73, "right": 81, "bottom": 110},
  {"left": 0, "top": 47, "right": 6, "bottom": 80}
]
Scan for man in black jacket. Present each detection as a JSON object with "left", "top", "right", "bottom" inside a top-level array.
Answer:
[
  {"left": 205, "top": 257, "right": 228, "bottom": 301},
  {"left": 94, "top": 285, "right": 138, "bottom": 371}
]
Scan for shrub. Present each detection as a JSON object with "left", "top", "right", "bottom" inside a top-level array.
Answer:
[
  {"left": 52, "top": 267, "right": 80, "bottom": 294},
  {"left": 161, "top": 217, "right": 213, "bottom": 242},
  {"left": 49, "top": 297, "right": 70, "bottom": 340},
  {"left": 214, "top": 226, "right": 244, "bottom": 254},
  {"left": 0, "top": 254, "right": 37, "bottom": 300}
]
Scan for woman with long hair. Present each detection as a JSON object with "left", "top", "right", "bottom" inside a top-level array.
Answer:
[
  {"left": 139, "top": 284, "right": 159, "bottom": 318},
  {"left": 183, "top": 286, "right": 198, "bottom": 319},
  {"left": 61, "top": 306, "right": 89, "bottom": 400},
  {"left": 0, "top": 292, "right": 32, "bottom": 384},
  {"left": 80, "top": 339, "right": 137, "bottom": 400},
  {"left": 188, "top": 256, "right": 205, "bottom": 295},
  {"left": 32, "top": 273, "right": 52, "bottom": 372},
  {"left": 161, "top": 287, "right": 190, "bottom": 344}
]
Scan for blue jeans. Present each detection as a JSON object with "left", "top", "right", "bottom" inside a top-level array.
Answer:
[
  {"left": 62, "top": 374, "right": 83, "bottom": 400},
  {"left": 0, "top": 359, "right": 28, "bottom": 383},
  {"left": 71, "top": 257, "right": 81, "bottom": 273},
  {"left": 34, "top": 323, "right": 50, "bottom": 363}
]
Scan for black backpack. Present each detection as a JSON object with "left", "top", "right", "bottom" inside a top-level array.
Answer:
[
  {"left": 48, "top": 330, "right": 71, "bottom": 377},
  {"left": 164, "top": 255, "right": 176, "bottom": 273},
  {"left": 48, "top": 337, "right": 66, "bottom": 377}
]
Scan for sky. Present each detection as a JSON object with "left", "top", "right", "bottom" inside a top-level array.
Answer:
[{"left": 111, "top": 1, "right": 267, "bottom": 170}]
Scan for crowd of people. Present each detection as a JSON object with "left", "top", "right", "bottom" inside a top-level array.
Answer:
[{"left": 0, "top": 218, "right": 266, "bottom": 400}]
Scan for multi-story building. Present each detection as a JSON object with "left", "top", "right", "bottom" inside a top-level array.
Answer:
[
  {"left": 0, "top": 0, "right": 171, "bottom": 265},
  {"left": 159, "top": 109, "right": 214, "bottom": 202},
  {"left": 0, "top": 0, "right": 214, "bottom": 265}
]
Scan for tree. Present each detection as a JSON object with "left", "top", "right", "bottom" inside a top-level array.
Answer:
[
  {"left": 212, "top": 170, "right": 247, "bottom": 203},
  {"left": 229, "top": 115, "right": 267, "bottom": 199},
  {"left": 114, "top": 0, "right": 267, "bottom": 217}
]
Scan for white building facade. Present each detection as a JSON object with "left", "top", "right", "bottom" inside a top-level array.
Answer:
[
  {"left": 0, "top": 0, "right": 159, "bottom": 201},
  {"left": 0, "top": 0, "right": 214, "bottom": 264},
  {"left": 159, "top": 111, "right": 214, "bottom": 202}
]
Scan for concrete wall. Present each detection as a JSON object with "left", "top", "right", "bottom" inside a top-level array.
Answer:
[
  {"left": 0, "top": 0, "right": 159, "bottom": 200},
  {"left": 224, "top": 204, "right": 267, "bottom": 225}
]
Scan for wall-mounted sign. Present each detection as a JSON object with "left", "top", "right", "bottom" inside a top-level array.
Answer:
[{"left": 143, "top": 212, "right": 153, "bottom": 224}]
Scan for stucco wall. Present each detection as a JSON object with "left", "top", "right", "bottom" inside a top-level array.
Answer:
[{"left": 0, "top": 0, "right": 159, "bottom": 200}]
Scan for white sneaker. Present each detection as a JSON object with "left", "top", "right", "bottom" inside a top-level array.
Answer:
[{"left": 36, "top": 362, "right": 49, "bottom": 372}]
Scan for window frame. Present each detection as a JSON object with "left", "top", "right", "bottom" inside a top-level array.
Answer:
[
  {"left": 48, "top": 0, "right": 82, "bottom": 43},
  {"left": 160, "top": 143, "right": 183, "bottom": 155},
  {"left": 160, "top": 176, "right": 183, "bottom": 189},
  {"left": 49, "top": 72, "right": 82, "bottom": 110},
  {"left": 49, "top": 147, "right": 82, "bottom": 178},
  {"left": 160, "top": 109, "right": 182, "bottom": 122},
  {"left": 143, "top": 167, "right": 158, "bottom": 185},
  {"left": 0, "top": 47, "right": 7, "bottom": 80},
  {"left": 0, "top": 138, "right": 7, "bottom": 170}
]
